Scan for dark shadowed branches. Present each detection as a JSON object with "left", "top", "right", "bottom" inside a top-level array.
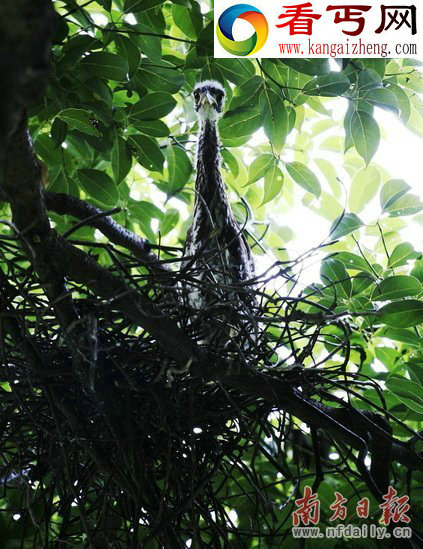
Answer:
[{"left": 0, "top": 1, "right": 422, "bottom": 547}]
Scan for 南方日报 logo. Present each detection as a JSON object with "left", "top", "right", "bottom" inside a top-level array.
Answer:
[{"left": 217, "top": 4, "right": 269, "bottom": 56}]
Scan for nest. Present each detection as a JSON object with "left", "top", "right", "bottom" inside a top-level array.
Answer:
[{"left": 0, "top": 235, "right": 388, "bottom": 547}]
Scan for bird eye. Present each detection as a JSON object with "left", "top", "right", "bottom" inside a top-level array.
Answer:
[{"left": 194, "top": 91, "right": 200, "bottom": 100}]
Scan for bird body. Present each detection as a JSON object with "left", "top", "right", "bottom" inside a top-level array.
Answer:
[{"left": 182, "top": 81, "right": 256, "bottom": 330}]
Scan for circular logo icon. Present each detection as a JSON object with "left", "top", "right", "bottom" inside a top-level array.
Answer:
[{"left": 217, "top": 4, "right": 269, "bottom": 57}]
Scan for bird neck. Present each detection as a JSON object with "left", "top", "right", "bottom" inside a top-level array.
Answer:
[{"left": 195, "top": 119, "right": 229, "bottom": 218}]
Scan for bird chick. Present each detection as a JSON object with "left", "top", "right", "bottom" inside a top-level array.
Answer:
[
  {"left": 181, "top": 80, "right": 257, "bottom": 352},
  {"left": 193, "top": 80, "right": 226, "bottom": 122}
]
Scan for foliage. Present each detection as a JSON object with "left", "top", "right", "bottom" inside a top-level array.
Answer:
[{"left": 1, "top": 0, "right": 423, "bottom": 547}]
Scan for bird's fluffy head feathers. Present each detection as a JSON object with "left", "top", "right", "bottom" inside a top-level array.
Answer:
[{"left": 193, "top": 80, "right": 226, "bottom": 121}]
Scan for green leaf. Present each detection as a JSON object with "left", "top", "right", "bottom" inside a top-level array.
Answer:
[
  {"left": 127, "top": 134, "right": 164, "bottom": 172},
  {"left": 111, "top": 137, "right": 132, "bottom": 185},
  {"left": 136, "top": 9, "right": 165, "bottom": 34},
  {"left": 248, "top": 154, "right": 275, "bottom": 184},
  {"left": 160, "top": 209, "right": 179, "bottom": 236},
  {"left": 222, "top": 149, "right": 239, "bottom": 178},
  {"left": 229, "top": 76, "right": 263, "bottom": 110},
  {"left": 167, "top": 146, "right": 192, "bottom": 193},
  {"left": 130, "top": 200, "right": 163, "bottom": 222},
  {"left": 61, "top": 35, "right": 102, "bottom": 65},
  {"left": 379, "top": 300, "right": 423, "bottom": 328},
  {"left": 384, "top": 193, "right": 423, "bottom": 217},
  {"left": 281, "top": 59, "right": 330, "bottom": 76},
  {"left": 132, "top": 120, "right": 169, "bottom": 137},
  {"left": 372, "top": 275, "right": 422, "bottom": 301},
  {"left": 335, "top": 252, "right": 374, "bottom": 274},
  {"left": 215, "top": 59, "right": 255, "bottom": 85},
  {"left": 314, "top": 158, "right": 341, "bottom": 199},
  {"left": 286, "top": 162, "right": 321, "bottom": 198},
  {"left": 312, "top": 192, "right": 343, "bottom": 220},
  {"left": 260, "top": 90, "right": 287, "bottom": 150},
  {"left": 351, "top": 273, "right": 374, "bottom": 296},
  {"left": 57, "top": 108, "right": 100, "bottom": 137},
  {"left": 380, "top": 179, "right": 411, "bottom": 210},
  {"left": 130, "top": 92, "right": 176, "bottom": 121},
  {"left": 78, "top": 169, "right": 119, "bottom": 208},
  {"left": 386, "top": 376, "right": 423, "bottom": 413},
  {"left": 330, "top": 213, "right": 364, "bottom": 240},
  {"left": 388, "top": 242, "right": 419, "bottom": 268},
  {"left": 389, "top": 373, "right": 423, "bottom": 395},
  {"left": 133, "top": 23, "right": 161, "bottom": 63},
  {"left": 411, "top": 258, "right": 423, "bottom": 282},
  {"left": 219, "top": 107, "right": 262, "bottom": 140},
  {"left": 361, "top": 59, "right": 386, "bottom": 78},
  {"left": 379, "top": 327, "right": 421, "bottom": 347},
  {"left": 200, "top": 63, "right": 225, "bottom": 84},
  {"left": 407, "top": 359, "right": 423, "bottom": 385},
  {"left": 348, "top": 166, "right": 381, "bottom": 213},
  {"left": 350, "top": 110, "right": 380, "bottom": 165},
  {"left": 51, "top": 117, "right": 68, "bottom": 147},
  {"left": 129, "top": 200, "right": 163, "bottom": 240},
  {"left": 85, "top": 79, "right": 113, "bottom": 107},
  {"left": 97, "top": 0, "right": 112, "bottom": 9},
  {"left": 307, "top": 97, "right": 331, "bottom": 115},
  {"left": 287, "top": 106, "right": 296, "bottom": 133},
  {"left": 81, "top": 52, "right": 128, "bottom": 81},
  {"left": 48, "top": 167, "right": 70, "bottom": 194},
  {"left": 406, "top": 94, "right": 423, "bottom": 138},
  {"left": 172, "top": 3, "right": 202, "bottom": 39},
  {"left": 357, "top": 69, "right": 382, "bottom": 90},
  {"left": 196, "top": 21, "right": 214, "bottom": 58},
  {"left": 363, "top": 88, "right": 399, "bottom": 114},
  {"left": 262, "top": 165, "right": 284, "bottom": 205},
  {"left": 303, "top": 73, "right": 350, "bottom": 97},
  {"left": 114, "top": 34, "right": 141, "bottom": 78},
  {"left": 124, "top": 0, "right": 163, "bottom": 13},
  {"left": 138, "top": 63, "right": 184, "bottom": 93},
  {"left": 320, "top": 258, "right": 352, "bottom": 300},
  {"left": 226, "top": 153, "right": 248, "bottom": 192},
  {"left": 260, "top": 60, "right": 312, "bottom": 105},
  {"left": 35, "top": 134, "right": 65, "bottom": 166},
  {"left": 386, "top": 83, "right": 411, "bottom": 122},
  {"left": 343, "top": 104, "right": 354, "bottom": 153}
]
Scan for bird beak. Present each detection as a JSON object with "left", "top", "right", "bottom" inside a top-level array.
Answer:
[{"left": 200, "top": 91, "right": 217, "bottom": 108}]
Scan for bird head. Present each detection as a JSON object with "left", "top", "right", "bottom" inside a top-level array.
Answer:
[{"left": 193, "top": 80, "right": 225, "bottom": 122}]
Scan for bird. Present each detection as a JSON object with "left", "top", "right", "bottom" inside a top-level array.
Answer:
[{"left": 181, "top": 80, "right": 256, "bottom": 347}]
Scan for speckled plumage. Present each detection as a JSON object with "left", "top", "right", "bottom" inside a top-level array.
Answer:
[{"left": 183, "top": 82, "right": 255, "bottom": 313}]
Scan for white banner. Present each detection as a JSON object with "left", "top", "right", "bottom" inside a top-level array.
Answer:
[{"left": 214, "top": 0, "right": 421, "bottom": 58}]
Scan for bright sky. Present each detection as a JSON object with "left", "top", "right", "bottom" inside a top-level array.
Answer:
[
  {"left": 257, "top": 101, "right": 423, "bottom": 288},
  {"left": 89, "top": 3, "right": 422, "bottom": 289},
  {"left": 89, "top": 7, "right": 422, "bottom": 270},
  {"left": 283, "top": 104, "right": 421, "bottom": 240}
]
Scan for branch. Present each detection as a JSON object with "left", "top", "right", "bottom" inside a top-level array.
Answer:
[
  {"left": 0, "top": 0, "right": 53, "bottom": 157},
  {"left": 3, "top": 117, "right": 80, "bottom": 329},
  {"left": 3, "top": 119, "right": 422, "bottom": 476},
  {"left": 1, "top": 0, "right": 421, "bottom": 484},
  {"left": 211, "top": 367, "right": 422, "bottom": 472},
  {"left": 2, "top": 126, "right": 197, "bottom": 368},
  {"left": 0, "top": 189, "right": 176, "bottom": 274},
  {"left": 0, "top": 0, "right": 77, "bottom": 330},
  {"left": 44, "top": 191, "right": 171, "bottom": 273},
  {"left": 41, "top": 228, "right": 199, "bottom": 365},
  {"left": 0, "top": 0, "right": 196, "bottom": 374}
]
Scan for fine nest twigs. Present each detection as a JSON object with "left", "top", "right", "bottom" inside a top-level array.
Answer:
[{"left": 0, "top": 234, "right": 401, "bottom": 547}]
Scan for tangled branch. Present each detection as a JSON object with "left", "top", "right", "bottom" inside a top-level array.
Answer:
[{"left": 0, "top": 2, "right": 422, "bottom": 546}]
